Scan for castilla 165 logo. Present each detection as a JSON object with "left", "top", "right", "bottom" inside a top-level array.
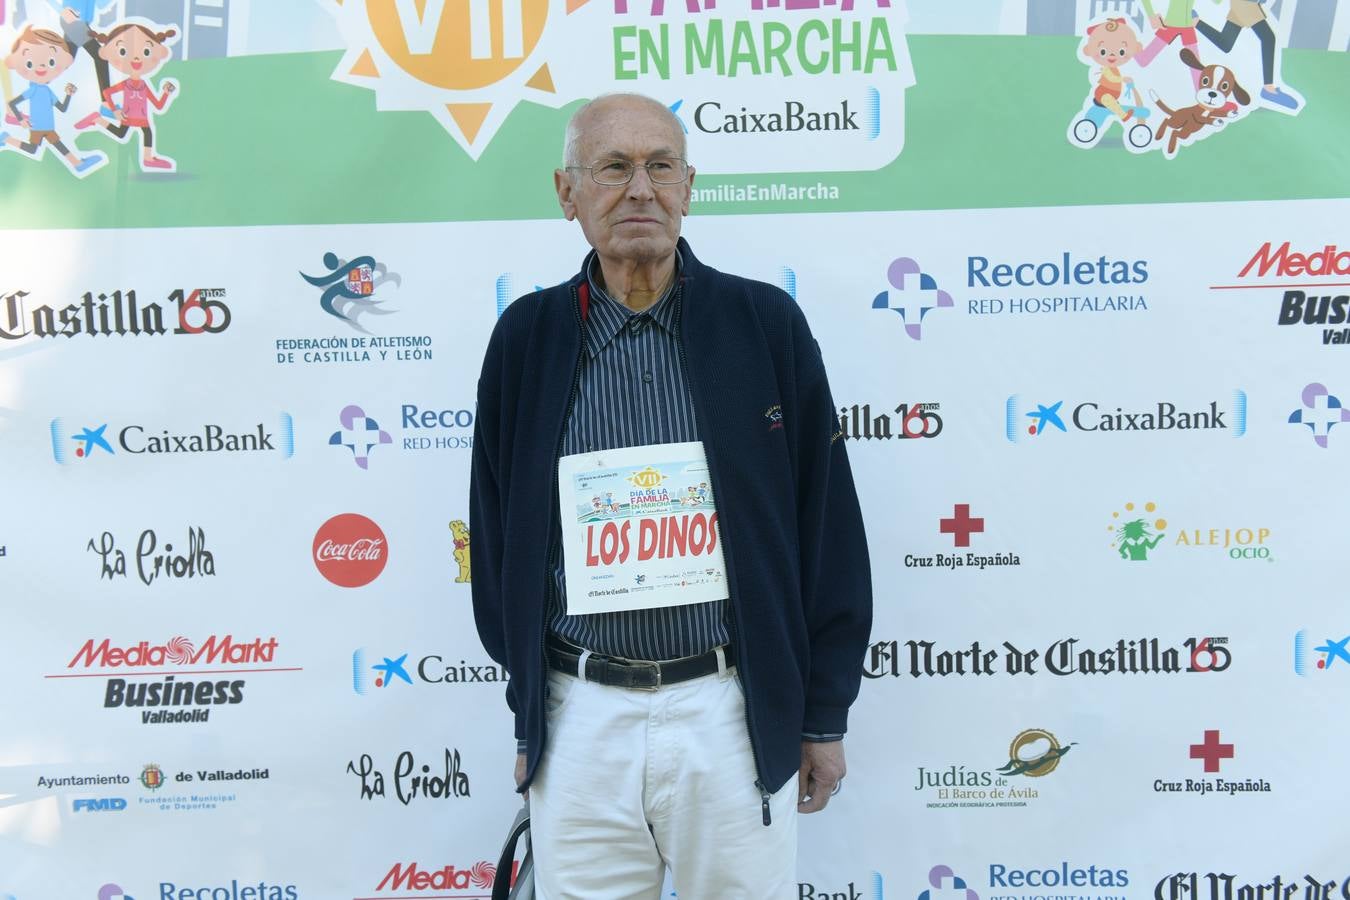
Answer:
[
  {"left": 1, "top": 287, "right": 230, "bottom": 342},
  {"left": 313, "top": 514, "right": 388, "bottom": 588}
]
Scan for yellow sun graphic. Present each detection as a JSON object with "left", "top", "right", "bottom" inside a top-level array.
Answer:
[{"left": 328, "top": 0, "right": 592, "bottom": 157}]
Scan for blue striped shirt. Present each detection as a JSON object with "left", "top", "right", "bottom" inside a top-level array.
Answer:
[{"left": 547, "top": 254, "right": 731, "bottom": 660}]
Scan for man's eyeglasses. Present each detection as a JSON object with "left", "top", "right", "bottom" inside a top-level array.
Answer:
[{"left": 567, "top": 157, "right": 690, "bottom": 186}]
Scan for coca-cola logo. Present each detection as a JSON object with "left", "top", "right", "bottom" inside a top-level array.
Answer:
[{"left": 313, "top": 513, "right": 388, "bottom": 588}]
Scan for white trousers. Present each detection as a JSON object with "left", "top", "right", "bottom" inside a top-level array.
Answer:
[{"left": 530, "top": 665, "right": 799, "bottom": 900}]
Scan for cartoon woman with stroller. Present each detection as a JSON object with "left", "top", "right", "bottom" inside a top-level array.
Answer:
[
  {"left": 75, "top": 21, "right": 178, "bottom": 171},
  {"left": 1069, "top": 17, "right": 1154, "bottom": 151}
]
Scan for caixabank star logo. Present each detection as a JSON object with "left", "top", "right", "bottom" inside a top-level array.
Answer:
[{"left": 327, "top": 0, "right": 914, "bottom": 171}]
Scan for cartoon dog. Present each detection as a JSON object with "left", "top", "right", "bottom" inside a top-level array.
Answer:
[
  {"left": 449, "top": 520, "right": 471, "bottom": 583},
  {"left": 1151, "top": 47, "right": 1250, "bottom": 156}
]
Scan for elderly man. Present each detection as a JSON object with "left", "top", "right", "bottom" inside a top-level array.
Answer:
[{"left": 470, "top": 93, "right": 871, "bottom": 898}]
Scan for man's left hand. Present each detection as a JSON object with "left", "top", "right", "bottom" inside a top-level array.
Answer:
[{"left": 797, "top": 740, "right": 846, "bottom": 814}]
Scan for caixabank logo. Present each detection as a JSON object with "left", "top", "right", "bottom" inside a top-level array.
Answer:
[
  {"left": 50, "top": 415, "right": 294, "bottom": 464},
  {"left": 327, "top": 0, "right": 914, "bottom": 173},
  {"left": 352, "top": 648, "right": 507, "bottom": 694},
  {"left": 800, "top": 871, "right": 883, "bottom": 900},
  {"left": 864, "top": 636, "right": 1231, "bottom": 679},
  {"left": 1215, "top": 240, "right": 1350, "bottom": 348},
  {"left": 0, "top": 287, "right": 230, "bottom": 343},
  {"left": 1006, "top": 391, "right": 1247, "bottom": 442},
  {"left": 275, "top": 251, "right": 432, "bottom": 367},
  {"left": 47, "top": 635, "right": 300, "bottom": 725},
  {"left": 1294, "top": 629, "right": 1350, "bottom": 677}
]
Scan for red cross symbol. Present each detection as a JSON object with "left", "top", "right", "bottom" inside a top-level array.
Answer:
[
  {"left": 1189, "top": 730, "right": 1234, "bottom": 772},
  {"left": 939, "top": 504, "right": 985, "bottom": 547}
]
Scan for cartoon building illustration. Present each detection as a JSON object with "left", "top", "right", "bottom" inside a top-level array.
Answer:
[{"left": 123, "top": 0, "right": 239, "bottom": 58}]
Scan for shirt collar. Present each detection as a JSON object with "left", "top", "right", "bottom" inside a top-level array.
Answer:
[{"left": 583, "top": 249, "right": 682, "bottom": 358}]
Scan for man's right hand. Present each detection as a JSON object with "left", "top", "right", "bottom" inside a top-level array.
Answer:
[{"left": 515, "top": 753, "right": 528, "bottom": 794}]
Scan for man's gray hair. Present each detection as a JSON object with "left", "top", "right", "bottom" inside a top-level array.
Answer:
[{"left": 561, "top": 93, "right": 687, "bottom": 169}]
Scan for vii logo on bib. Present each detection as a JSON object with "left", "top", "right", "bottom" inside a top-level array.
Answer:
[{"left": 557, "top": 442, "right": 727, "bottom": 616}]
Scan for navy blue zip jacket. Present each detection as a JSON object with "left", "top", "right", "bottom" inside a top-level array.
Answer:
[{"left": 470, "top": 238, "right": 872, "bottom": 794}]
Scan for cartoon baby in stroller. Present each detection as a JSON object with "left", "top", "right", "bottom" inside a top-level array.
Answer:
[{"left": 1069, "top": 17, "right": 1155, "bottom": 151}]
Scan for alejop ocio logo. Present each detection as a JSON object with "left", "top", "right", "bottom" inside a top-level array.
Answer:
[{"left": 314, "top": 514, "right": 388, "bottom": 588}]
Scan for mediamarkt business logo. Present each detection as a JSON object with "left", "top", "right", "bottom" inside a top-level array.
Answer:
[
  {"left": 1225, "top": 241, "right": 1350, "bottom": 348},
  {"left": 0, "top": 287, "right": 231, "bottom": 341},
  {"left": 49, "top": 635, "right": 296, "bottom": 725},
  {"left": 371, "top": 860, "right": 504, "bottom": 895}
]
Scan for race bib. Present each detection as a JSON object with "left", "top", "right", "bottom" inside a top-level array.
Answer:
[{"left": 557, "top": 441, "right": 728, "bottom": 616}]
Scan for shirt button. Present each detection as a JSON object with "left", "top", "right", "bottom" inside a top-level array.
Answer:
[
  {"left": 642, "top": 372, "right": 654, "bottom": 384},
  {"left": 629, "top": 318, "right": 645, "bottom": 333}
]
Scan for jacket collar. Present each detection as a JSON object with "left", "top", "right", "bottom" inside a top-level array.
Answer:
[{"left": 581, "top": 250, "right": 683, "bottom": 357}]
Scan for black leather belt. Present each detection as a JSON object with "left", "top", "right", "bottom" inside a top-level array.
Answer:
[{"left": 545, "top": 635, "right": 735, "bottom": 691}]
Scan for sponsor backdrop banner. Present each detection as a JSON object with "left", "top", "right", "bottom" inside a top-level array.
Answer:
[{"left": 1, "top": 0, "right": 1348, "bottom": 897}]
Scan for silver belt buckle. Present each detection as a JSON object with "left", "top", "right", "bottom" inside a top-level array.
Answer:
[{"left": 622, "top": 657, "right": 662, "bottom": 691}]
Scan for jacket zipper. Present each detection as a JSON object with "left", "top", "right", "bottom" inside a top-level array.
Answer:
[
  {"left": 529, "top": 282, "right": 586, "bottom": 790},
  {"left": 673, "top": 281, "right": 772, "bottom": 826}
]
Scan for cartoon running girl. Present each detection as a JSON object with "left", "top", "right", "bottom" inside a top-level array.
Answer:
[{"left": 75, "top": 21, "right": 178, "bottom": 171}]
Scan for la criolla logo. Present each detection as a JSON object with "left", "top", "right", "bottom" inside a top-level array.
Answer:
[{"left": 314, "top": 514, "right": 388, "bottom": 588}]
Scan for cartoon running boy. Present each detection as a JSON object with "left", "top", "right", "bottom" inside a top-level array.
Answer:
[
  {"left": 1, "top": 26, "right": 105, "bottom": 176},
  {"left": 75, "top": 22, "right": 178, "bottom": 171},
  {"left": 1082, "top": 17, "right": 1147, "bottom": 124}
]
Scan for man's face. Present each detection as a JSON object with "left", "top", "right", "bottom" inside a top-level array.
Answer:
[
  {"left": 556, "top": 98, "right": 695, "bottom": 264},
  {"left": 6, "top": 39, "right": 74, "bottom": 83}
]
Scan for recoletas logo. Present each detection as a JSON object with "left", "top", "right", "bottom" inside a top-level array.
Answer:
[
  {"left": 51, "top": 415, "right": 294, "bottom": 464},
  {"left": 1289, "top": 383, "right": 1349, "bottom": 449},
  {"left": 46, "top": 635, "right": 299, "bottom": 725},
  {"left": 966, "top": 251, "right": 1149, "bottom": 318}
]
